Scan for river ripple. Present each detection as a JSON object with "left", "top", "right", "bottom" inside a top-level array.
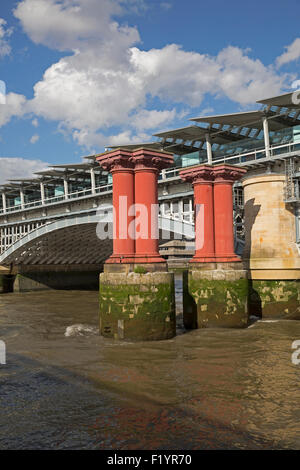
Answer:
[{"left": 0, "top": 289, "right": 299, "bottom": 449}]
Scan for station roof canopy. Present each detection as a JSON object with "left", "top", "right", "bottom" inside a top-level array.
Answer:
[
  {"left": 35, "top": 169, "right": 68, "bottom": 178},
  {"left": 105, "top": 142, "right": 163, "bottom": 152},
  {"left": 257, "top": 91, "right": 300, "bottom": 109},
  {"left": 153, "top": 91, "right": 300, "bottom": 155},
  {"left": 52, "top": 163, "right": 96, "bottom": 170},
  {"left": 190, "top": 110, "right": 264, "bottom": 127}
]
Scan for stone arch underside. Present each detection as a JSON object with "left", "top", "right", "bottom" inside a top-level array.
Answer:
[
  {"left": 1, "top": 223, "right": 112, "bottom": 266},
  {"left": 0, "top": 216, "right": 195, "bottom": 266}
]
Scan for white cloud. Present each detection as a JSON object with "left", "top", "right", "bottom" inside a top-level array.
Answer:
[
  {"left": 216, "top": 46, "right": 284, "bottom": 104},
  {"left": 160, "top": 2, "right": 172, "bottom": 10},
  {"left": 13, "top": 0, "right": 141, "bottom": 51},
  {"left": 5, "top": 0, "right": 292, "bottom": 151},
  {"left": 72, "top": 128, "right": 151, "bottom": 150},
  {"left": 131, "top": 108, "right": 178, "bottom": 131},
  {"left": 132, "top": 44, "right": 284, "bottom": 106},
  {"left": 32, "top": 118, "right": 38, "bottom": 127},
  {"left": 0, "top": 92, "right": 27, "bottom": 127},
  {"left": 30, "top": 134, "right": 39, "bottom": 144},
  {"left": 277, "top": 38, "right": 300, "bottom": 67},
  {"left": 0, "top": 157, "right": 48, "bottom": 184},
  {"left": 0, "top": 18, "right": 13, "bottom": 58}
]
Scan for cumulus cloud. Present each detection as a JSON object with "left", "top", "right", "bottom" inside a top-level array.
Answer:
[
  {"left": 160, "top": 2, "right": 172, "bottom": 10},
  {"left": 30, "top": 134, "right": 39, "bottom": 144},
  {"left": 13, "top": 0, "right": 141, "bottom": 51},
  {"left": 0, "top": 92, "right": 27, "bottom": 127},
  {"left": 131, "top": 108, "right": 178, "bottom": 131},
  {"left": 2, "top": 0, "right": 292, "bottom": 151},
  {"left": 277, "top": 38, "right": 300, "bottom": 67},
  {"left": 0, "top": 157, "right": 48, "bottom": 184},
  {"left": 0, "top": 18, "right": 13, "bottom": 58}
]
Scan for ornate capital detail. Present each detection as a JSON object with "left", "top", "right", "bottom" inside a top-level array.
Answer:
[
  {"left": 213, "top": 165, "right": 247, "bottom": 183},
  {"left": 131, "top": 148, "right": 174, "bottom": 171},
  {"left": 179, "top": 165, "right": 214, "bottom": 185},
  {"left": 96, "top": 149, "right": 134, "bottom": 172}
]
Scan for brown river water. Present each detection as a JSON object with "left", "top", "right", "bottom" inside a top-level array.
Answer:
[{"left": 0, "top": 279, "right": 300, "bottom": 450}]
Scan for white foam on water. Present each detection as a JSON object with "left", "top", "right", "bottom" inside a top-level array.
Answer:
[
  {"left": 64, "top": 324, "right": 99, "bottom": 337},
  {"left": 248, "top": 318, "right": 280, "bottom": 328},
  {"left": 257, "top": 320, "right": 280, "bottom": 323}
]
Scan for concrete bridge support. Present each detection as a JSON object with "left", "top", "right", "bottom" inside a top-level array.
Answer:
[
  {"left": 242, "top": 173, "right": 300, "bottom": 319},
  {"left": 180, "top": 164, "right": 248, "bottom": 329},
  {"left": 97, "top": 148, "right": 176, "bottom": 341}
]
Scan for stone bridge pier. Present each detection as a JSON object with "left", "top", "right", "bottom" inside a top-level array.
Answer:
[{"left": 97, "top": 148, "right": 176, "bottom": 341}]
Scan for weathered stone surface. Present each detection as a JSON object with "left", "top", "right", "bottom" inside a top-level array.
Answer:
[
  {"left": 249, "top": 279, "right": 300, "bottom": 319},
  {"left": 99, "top": 272, "right": 176, "bottom": 341},
  {"left": 242, "top": 173, "right": 300, "bottom": 280},
  {"left": 187, "top": 264, "right": 249, "bottom": 328}
]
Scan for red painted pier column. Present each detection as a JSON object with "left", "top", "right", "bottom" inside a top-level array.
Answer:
[
  {"left": 131, "top": 148, "right": 173, "bottom": 264},
  {"left": 213, "top": 165, "right": 246, "bottom": 262},
  {"left": 96, "top": 149, "right": 135, "bottom": 264},
  {"left": 179, "top": 166, "right": 215, "bottom": 262}
]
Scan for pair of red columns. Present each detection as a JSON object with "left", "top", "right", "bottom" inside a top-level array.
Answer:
[
  {"left": 180, "top": 164, "right": 246, "bottom": 263},
  {"left": 96, "top": 147, "right": 173, "bottom": 264}
]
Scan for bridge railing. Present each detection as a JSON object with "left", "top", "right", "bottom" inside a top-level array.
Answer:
[
  {"left": 0, "top": 184, "right": 114, "bottom": 216},
  {"left": 1, "top": 141, "right": 299, "bottom": 216},
  {"left": 211, "top": 141, "right": 300, "bottom": 166}
]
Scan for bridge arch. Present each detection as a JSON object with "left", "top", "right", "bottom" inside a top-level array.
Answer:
[{"left": 0, "top": 210, "right": 195, "bottom": 266}]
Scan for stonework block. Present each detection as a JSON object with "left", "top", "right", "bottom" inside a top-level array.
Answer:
[
  {"left": 187, "top": 267, "right": 249, "bottom": 329},
  {"left": 99, "top": 271, "right": 176, "bottom": 340},
  {"left": 249, "top": 279, "right": 300, "bottom": 319}
]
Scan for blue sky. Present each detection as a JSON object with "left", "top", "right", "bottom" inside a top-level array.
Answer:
[{"left": 0, "top": 0, "right": 299, "bottom": 181}]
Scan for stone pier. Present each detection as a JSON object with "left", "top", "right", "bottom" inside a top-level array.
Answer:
[
  {"left": 242, "top": 172, "right": 300, "bottom": 319},
  {"left": 180, "top": 164, "right": 248, "bottom": 329},
  {"left": 97, "top": 147, "right": 176, "bottom": 341}
]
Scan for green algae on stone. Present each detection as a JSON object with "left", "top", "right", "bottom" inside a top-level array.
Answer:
[
  {"left": 99, "top": 272, "right": 176, "bottom": 341},
  {"left": 250, "top": 280, "right": 300, "bottom": 319},
  {"left": 188, "top": 274, "right": 249, "bottom": 329}
]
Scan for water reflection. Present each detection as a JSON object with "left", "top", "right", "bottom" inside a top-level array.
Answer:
[{"left": 0, "top": 290, "right": 299, "bottom": 449}]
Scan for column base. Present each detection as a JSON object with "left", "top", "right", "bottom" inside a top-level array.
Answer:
[
  {"left": 105, "top": 254, "right": 136, "bottom": 264},
  {"left": 133, "top": 254, "right": 167, "bottom": 264},
  {"left": 190, "top": 255, "right": 242, "bottom": 263},
  {"left": 188, "top": 262, "right": 249, "bottom": 328},
  {"left": 99, "top": 271, "right": 176, "bottom": 341},
  {"left": 249, "top": 279, "right": 300, "bottom": 319},
  {"left": 106, "top": 254, "right": 167, "bottom": 264}
]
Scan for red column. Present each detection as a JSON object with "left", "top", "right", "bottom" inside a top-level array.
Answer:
[
  {"left": 96, "top": 149, "right": 135, "bottom": 263},
  {"left": 213, "top": 165, "right": 246, "bottom": 262},
  {"left": 180, "top": 166, "right": 215, "bottom": 262},
  {"left": 131, "top": 148, "right": 174, "bottom": 263}
]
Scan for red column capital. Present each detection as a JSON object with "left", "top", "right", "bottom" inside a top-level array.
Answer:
[
  {"left": 213, "top": 164, "right": 246, "bottom": 184},
  {"left": 96, "top": 148, "right": 134, "bottom": 173},
  {"left": 130, "top": 148, "right": 174, "bottom": 171},
  {"left": 179, "top": 165, "right": 214, "bottom": 185}
]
